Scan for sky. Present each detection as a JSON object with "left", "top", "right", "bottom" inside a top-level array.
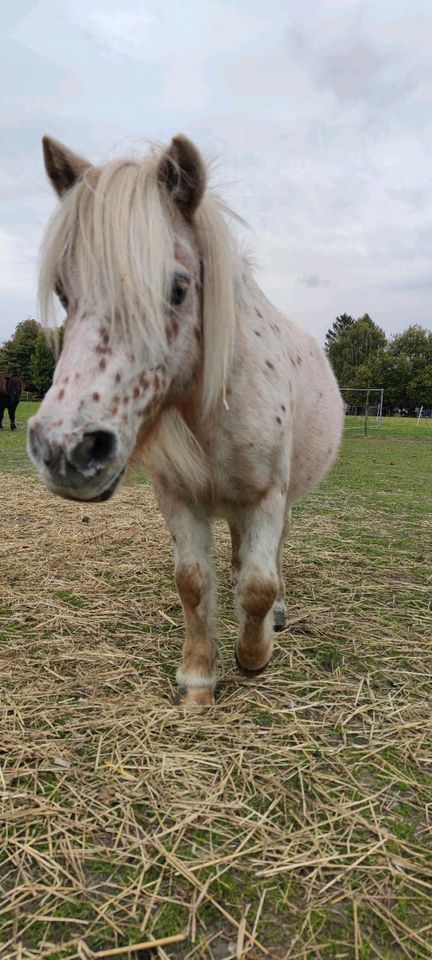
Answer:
[{"left": 1, "top": 0, "right": 432, "bottom": 346}]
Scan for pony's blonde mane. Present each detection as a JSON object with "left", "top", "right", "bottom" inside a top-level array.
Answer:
[{"left": 39, "top": 144, "right": 240, "bottom": 418}]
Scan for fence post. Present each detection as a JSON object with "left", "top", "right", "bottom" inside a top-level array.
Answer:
[{"left": 364, "top": 388, "right": 370, "bottom": 437}]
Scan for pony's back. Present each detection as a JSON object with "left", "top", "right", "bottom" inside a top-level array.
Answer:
[{"left": 0, "top": 374, "right": 23, "bottom": 400}]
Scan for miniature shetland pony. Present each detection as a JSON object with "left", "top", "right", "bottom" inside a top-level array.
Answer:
[{"left": 28, "top": 134, "right": 343, "bottom": 705}]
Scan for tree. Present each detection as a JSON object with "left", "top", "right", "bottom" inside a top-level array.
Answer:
[
  {"left": 325, "top": 313, "right": 355, "bottom": 354},
  {"left": 390, "top": 326, "right": 432, "bottom": 410},
  {"left": 0, "top": 320, "right": 65, "bottom": 395},
  {"left": 344, "top": 324, "right": 432, "bottom": 411},
  {"left": 0, "top": 318, "right": 41, "bottom": 388},
  {"left": 31, "top": 327, "right": 64, "bottom": 397},
  {"left": 327, "top": 314, "right": 387, "bottom": 385},
  {"left": 390, "top": 324, "right": 432, "bottom": 362}
]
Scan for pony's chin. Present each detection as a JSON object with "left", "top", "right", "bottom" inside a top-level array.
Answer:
[{"left": 47, "top": 465, "right": 127, "bottom": 504}]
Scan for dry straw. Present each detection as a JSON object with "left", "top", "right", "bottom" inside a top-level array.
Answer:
[{"left": 1, "top": 474, "right": 431, "bottom": 958}]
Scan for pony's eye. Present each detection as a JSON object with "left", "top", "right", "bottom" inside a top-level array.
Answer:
[
  {"left": 55, "top": 283, "right": 69, "bottom": 311},
  {"left": 170, "top": 275, "right": 190, "bottom": 308}
]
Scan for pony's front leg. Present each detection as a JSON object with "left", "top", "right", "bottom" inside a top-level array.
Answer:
[
  {"left": 155, "top": 484, "right": 218, "bottom": 707},
  {"left": 235, "top": 488, "right": 286, "bottom": 674}
]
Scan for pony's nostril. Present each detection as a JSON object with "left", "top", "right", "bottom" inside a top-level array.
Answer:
[
  {"left": 69, "top": 430, "right": 118, "bottom": 474},
  {"left": 28, "top": 422, "right": 52, "bottom": 465},
  {"left": 90, "top": 430, "right": 118, "bottom": 464}
]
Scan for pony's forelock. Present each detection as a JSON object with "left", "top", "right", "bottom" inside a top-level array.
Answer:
[{"left": 39, "top": 142, "right": 240, "bottom": 418}]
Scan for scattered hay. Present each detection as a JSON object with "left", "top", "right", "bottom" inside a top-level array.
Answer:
[{"left": 1, "top": 474, "right": 431, "bottom": 959}]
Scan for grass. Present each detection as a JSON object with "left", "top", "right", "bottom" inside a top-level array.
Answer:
[
  {"left": 344, "top": 414, "right": 431, "bottom": 439},
  {"left": 0, "top": 401, "right": 39, "bottom": 474},
  {"left": 0, "top": 410, "right": 431, "bottom": 959}
]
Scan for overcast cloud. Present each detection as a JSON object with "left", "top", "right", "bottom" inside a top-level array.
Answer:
[{"left": 1, "top": 0, "right": 431, "bottom": 345}]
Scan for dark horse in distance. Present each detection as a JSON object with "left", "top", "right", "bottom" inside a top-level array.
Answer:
[{"left": 0, "top": 374, "right": 23, "bottom": 430}]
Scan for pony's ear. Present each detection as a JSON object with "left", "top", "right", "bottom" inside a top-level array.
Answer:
[
  {"left": 158, "top": 135, "right": 206, "bottom": 221},
  {"left": 42, "top": 136, "right": 91, "bottom": 197}
]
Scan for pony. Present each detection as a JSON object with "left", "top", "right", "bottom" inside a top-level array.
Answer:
[
  {"left": 28, "top": 134, "right": 344, "bottom": 706},
  {"left": 0, "top": 373, "right": 23, "bottom": 430}
]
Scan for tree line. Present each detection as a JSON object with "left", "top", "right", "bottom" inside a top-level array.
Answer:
[
  {"left": 325, "top": 314, "right": 431, "bottom": 412},
  {"left": 0, "top": 319, "right": 64, "bottom": 396},
  {"left": 0, "top": 313, "right": 431, "bottom": 411}
]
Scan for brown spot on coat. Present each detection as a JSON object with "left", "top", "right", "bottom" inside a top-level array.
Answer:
[
  {"left": 176, "top": 563, "right": 206, "bottom": 609},
  {"left": 58, "top": 389, "right": 64, "bottom": 400},
  {"left": 133, "top": 387, "right": 140, "bottom": 399},
  {"left": 254, "top": 330, "right": 261, "bottom": 337},
  {"left": 265, "top": 360, "right": 274, "bottom": 370},
  {"left": 115, "top": 372, "right": 121, "bottom": 383},
  {"left": 241, "top": 574, "right": 278, "bottom": 618},
  {"left": 281, "top": 404, "right": 286, "bottom": 412},
  {"left": 92, "top": 392, "right": 100, "bottom": 402},
  {"left": 122, "top": 396, "right": 129, "bottom": 405},
  {"left": 255, "top": 309, "right": 263, "bottom": 318},
  {"left": 276, "top": 416, "right": 282, "bottom": 425},
  {"left": 167, "top": 317, "right": 179, "bottom": 344},
  {"left": 99, "top": 358, "right": 106, "bottom": 371}
]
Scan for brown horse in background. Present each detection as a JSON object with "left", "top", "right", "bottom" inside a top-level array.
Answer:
[{"left": 0, "top": 374, "right": 23, "bottom": 430}]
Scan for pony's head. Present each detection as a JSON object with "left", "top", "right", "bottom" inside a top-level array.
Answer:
[{"left": 28, "top": 135, "right": 237, "bottom": 501}]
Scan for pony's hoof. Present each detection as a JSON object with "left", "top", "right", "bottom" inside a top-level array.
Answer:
[
  {"left": 174, "top": 687, "right": 215, "bottom": 709},
  {"left": 235, "top": 644, "right": 273, "bottom": 677},
  {"left": 273, "top": 600, "right": 286, "bottom": 632}
]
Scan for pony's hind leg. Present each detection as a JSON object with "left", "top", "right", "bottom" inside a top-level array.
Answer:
[
  {"left": 155, "top": 483, "right": 218, "bottom": 707},
  {"left": 235, "top": 488, "right": 286, "bottom": 674},
  {"left": 273, "top": 505, "right": 291, "bottom": 632},
  {"left": 8, "top": 403, "right": 17, "bottom": 431}
]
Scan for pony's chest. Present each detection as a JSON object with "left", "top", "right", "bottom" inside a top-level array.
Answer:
[{"left": 208, "top": 429, "right": 285, "bottom": 508}]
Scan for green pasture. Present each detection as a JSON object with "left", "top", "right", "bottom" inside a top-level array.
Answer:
[
  {"left": 0, "top": 400, "right": 39, "bottom": 474},
  {"left": 344, "top": 413, "right": 431, "bottom": 439},
  {"left": 0, "top": 403, "right": 431, "bottom": 959},
  {"left": 1, "top": 402, "right": 431, "bottom": 476}
]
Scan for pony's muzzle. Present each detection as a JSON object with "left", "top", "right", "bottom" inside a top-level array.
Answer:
[{"left": 28, "top": 420, "right": 123, "bottom": 501}]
